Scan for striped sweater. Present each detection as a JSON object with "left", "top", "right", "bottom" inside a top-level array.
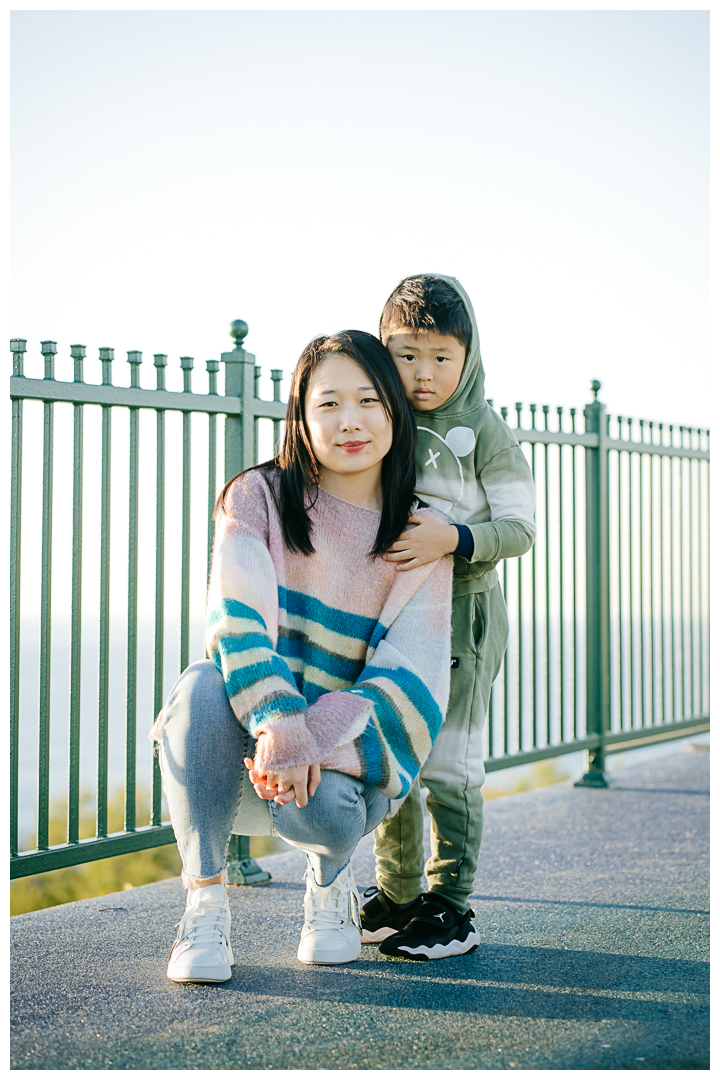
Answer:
[{"left": 205, "top": 469, "right": 453, "bottom": 800}]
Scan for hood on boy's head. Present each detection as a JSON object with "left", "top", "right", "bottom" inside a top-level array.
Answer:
[{"left": 381, "top": 273, "right": 485, "bottom": 418}]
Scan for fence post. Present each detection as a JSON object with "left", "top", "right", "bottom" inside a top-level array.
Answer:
[
  {"left": 10, "top": 339, "right": 27, "bottom": 858},
  {"left": 576, "top": 380, "right": 614, "bottom": 787},
  {"left": 221, "top": 319, "right": 272, "bottom": 885},
  {"left": 221, "top": 319, "right": 256, "bottom": 481}
]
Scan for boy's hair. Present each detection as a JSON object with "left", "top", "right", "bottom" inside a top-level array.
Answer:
[{"left": 379, "top": 276, "right": 472, "bottom": 351}]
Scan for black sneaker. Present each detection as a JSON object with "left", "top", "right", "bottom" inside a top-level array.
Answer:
[
  {"left": 359, "top": 887, "right": 423, "bottom": 944},
  {"left": 378, "top": 893, "right": 479, "bottom": 960}
]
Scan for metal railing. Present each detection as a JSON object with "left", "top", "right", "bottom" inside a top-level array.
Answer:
[
  {"left": 10, "top": 320, "right": 284, "bottom": 880},
  {"left": 10, "top": 327, "right": 710, "bottom": 879},
  {"left": 484, "top": 383, "right": 710, "bottom": 782}
]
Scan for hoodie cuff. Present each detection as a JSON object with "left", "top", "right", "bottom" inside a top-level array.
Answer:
[
  {"left": 465, "top": 522, "right": 502, "bottom": 563},
  {"left": 453, "top": 524, "right": 475, "bottom": 559}
]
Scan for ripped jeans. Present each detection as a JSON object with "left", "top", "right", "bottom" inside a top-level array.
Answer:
[{"left": 157, "top": 660, "right": 389, "bottom": 887}]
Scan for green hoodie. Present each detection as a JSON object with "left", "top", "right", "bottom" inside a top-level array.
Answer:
[{"left": 386, "top": 274, "right": 536, "bottom": 597}]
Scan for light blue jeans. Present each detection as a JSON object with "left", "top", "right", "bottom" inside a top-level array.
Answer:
[{"left": 158, "top": 660, "right": 389, "bottom": 887}]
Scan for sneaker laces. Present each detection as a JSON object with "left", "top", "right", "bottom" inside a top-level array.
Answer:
[
  {"left": 176, "top": 898, "right": 228, "bottom": 948},
  {"left": 304, "top": 871, "right": 361, "bottom": 932}
]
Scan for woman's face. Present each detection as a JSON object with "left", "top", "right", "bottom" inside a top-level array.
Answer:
[{"left": 304, "top": 354, "right": 393, "bottom": 485}]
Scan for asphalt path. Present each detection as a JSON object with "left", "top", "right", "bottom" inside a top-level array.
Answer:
[{"left": 11, "top": 746, "right": 709, "bottom": 1070}]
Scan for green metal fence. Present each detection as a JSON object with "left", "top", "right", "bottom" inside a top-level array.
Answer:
[
  {"left": 9, "top": 326, "right": 710, "bottom": 880},
  {"left": 484, "top": 384, "right": 710, "bottom": 785}
]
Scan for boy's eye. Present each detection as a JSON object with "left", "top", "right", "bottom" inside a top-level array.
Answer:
[
  {"left": 400, "top": 354, "right": 415, "bottom": 363},
  {"left": 434, "top": 356, "right": 449, "bottom": 364}
]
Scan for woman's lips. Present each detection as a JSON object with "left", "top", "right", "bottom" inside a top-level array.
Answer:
[{"left": 338, "top": 441, "right": 368, "bottom": 453}]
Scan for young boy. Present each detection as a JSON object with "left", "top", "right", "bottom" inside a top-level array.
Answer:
[{"left": 360, "top": 274, "right": 536, "bottom": 959}]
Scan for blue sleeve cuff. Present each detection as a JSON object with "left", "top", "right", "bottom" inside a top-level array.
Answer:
[{"left": 453, "top": 524, "right": 474, "bottom": 559}]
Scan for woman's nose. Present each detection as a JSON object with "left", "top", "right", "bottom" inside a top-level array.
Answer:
[{"left": 338, "top": 408, "right": 363, "bottom": 430}]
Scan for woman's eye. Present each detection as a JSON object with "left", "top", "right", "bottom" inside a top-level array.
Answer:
[
  {"left": 361, "top": 396, "right": 379, "bottom": 405},
  {"left": 319, "top": 400, "right": 338, "bottom": 408}
]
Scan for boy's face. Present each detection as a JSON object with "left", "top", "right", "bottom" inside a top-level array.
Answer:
[{"left": 386, "top": 330, "right": 466, "bottom": 412}]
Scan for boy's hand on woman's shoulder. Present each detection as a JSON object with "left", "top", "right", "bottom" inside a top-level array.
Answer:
[{"left": 384, "top": 514, "right": 458, "bottom": 571}]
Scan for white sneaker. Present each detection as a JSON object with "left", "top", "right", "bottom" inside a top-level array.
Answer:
[
  {"left": 297, "top": 864, "right": 362, "bottom": 965},
  {"left": 167, "top": 884, "right": 234, "bottom": 983}
]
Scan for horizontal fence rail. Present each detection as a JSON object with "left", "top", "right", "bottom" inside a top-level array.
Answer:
[{"left": 9, "top": 329, "right": 710, "bottom": 878}]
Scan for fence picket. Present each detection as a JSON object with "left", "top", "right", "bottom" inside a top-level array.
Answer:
[
  {"left": 10, "top": 339, "right": 26, "bottom": 857},
  {"left": 68, "top": 345, "right": 86, "bottom": 845},
  {"left": 37, "top": 341, "right": 57, "bottom": 850},
  {"left": 97, "top": 348, "right": 113, "bottom": 838},
  {"left": 152, "top": 354, "right": 168, "bottom": 829},
  {"left": 125, "top": 351, "right": 142, "bottom": 833}
]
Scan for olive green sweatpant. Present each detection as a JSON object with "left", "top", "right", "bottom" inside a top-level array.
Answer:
[{"left": 373, "top": 583, "right": 509, "bottom": 914}]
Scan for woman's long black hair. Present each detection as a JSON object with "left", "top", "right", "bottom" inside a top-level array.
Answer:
[{"left": 215, "top": 330, "right": 417, "bottom": 557}]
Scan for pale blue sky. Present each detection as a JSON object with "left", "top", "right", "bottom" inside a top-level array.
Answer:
[{"left": 11, "top": 8, "right": 710, "bottom": 425}]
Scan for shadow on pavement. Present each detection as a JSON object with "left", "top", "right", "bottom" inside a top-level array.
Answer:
[
  {"left": 469, "top": 893, "right": 709, "bottom": 915},
  {"left": 188, "top": 943, "right": 710, "bottom": 1024}
]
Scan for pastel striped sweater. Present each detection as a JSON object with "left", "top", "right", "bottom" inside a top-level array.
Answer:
[{"left": 205, "top": 469, "right": 453, "bottom": 799}]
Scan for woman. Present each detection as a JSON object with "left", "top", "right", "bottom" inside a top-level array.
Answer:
[{"left": 154, "top": 330, "right": 452, "bottom": 982}]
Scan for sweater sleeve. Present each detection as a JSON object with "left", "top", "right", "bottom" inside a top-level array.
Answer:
[
  {"left": 205, "top": 474, "right": 321, "bottom": 768},
  {"left": 304, "top": 555, "right": 453, "bottom": 799},
  {"left": 466, "top": 444, "right": 536, "bottom": 563}
]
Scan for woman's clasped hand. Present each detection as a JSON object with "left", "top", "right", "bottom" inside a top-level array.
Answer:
[{"left": 244, "top": 755, "right": 322, "bottom": 808}]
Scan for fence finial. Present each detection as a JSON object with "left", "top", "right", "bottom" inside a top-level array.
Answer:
[
  {"left": 10, "top": 339, "right": 27, "bottom": 377},
  {"left": 127, "top": 350, "right": 142, "bottom": 389},
  {"left": 590, "top": 379, "right": 602, "bottom": 400},
  {"left": 71, "top": 345, "right": 86, "bottom": 384},
  {"left": 41, "top": 341, "right": 57, "bottom": 380},
  {"left": 206, "top": 359, "right": 220, "bottom": 396},
  {"left": 180, "top": 357, "right": 194, "bottom": 394},
  {"left": 154, "top": 354, "right": 168, "bottom": 391},
  {"left": 270, "top": 370, "right": 283, "bottom": 402},
  {"left": 99, "top": 348, "right": 114, "bottom": 386},
  {"left": 230, "top": 320, "right": 249, "bottom": 349}
]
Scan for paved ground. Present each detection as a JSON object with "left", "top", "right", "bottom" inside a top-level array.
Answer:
[{"left": 11, "top": 746, "right": 709, "bottom": 1071}]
